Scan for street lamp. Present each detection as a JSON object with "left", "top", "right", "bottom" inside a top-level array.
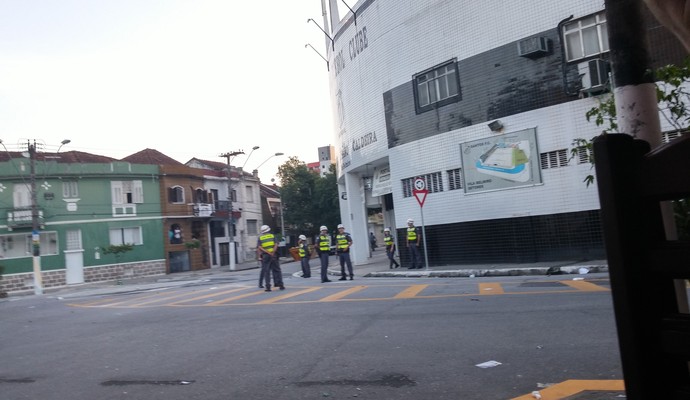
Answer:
[
  {"left": 240, "top": 146, "right": 260, "bottom": 171},
  {"left": 220, "top": 150, "right": 245, "bottom": 271},
  {"left": 254, "top": 152, "right": 285, "bottom": 171}
]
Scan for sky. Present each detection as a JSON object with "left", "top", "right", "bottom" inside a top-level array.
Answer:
[{"left": 0, "top": 0, "right": 342, "bottom": 183}]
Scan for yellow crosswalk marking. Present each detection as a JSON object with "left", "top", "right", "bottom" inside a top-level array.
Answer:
[
  {"left": 319, "top": 286, "right": 367, "bottom": 302},
  {"left": 478, "top": 282, "right": 505, "bottom": 295},
  {"left": 257, "top": 287, "right": 323, "bottom": 304},
  {"left": 561, "top": 280, "right": 609, "bottom": 292},
  {"left": 167, "top": 287, "right": 253, "bottom": 306},
  {"left": 511, "top": 379, "right": 624, "bottom": 399},
  {"left": 200, "top": 289, "right": 267, "bottom": 306},
  {"left": 394, "top": 284, "right": 429, "bottom": 299}
]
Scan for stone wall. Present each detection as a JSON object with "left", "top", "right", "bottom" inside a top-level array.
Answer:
[{"left": 0, "top": 260, "right": 166, "bottom": 295}]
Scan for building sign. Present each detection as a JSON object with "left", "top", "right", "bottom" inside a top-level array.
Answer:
[
  {"left": 371, "top": 165, "right": 392, "bottom": 197},
  {"left": 459, "top": 128, "right": 542, "bottom": 194}
]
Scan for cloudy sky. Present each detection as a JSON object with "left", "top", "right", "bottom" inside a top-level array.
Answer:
[{"left": 0, "top": 0, "right": 342, "bottom": 182}]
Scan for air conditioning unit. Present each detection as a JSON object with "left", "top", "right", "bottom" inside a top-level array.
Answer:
[
  {"left": 579, "top": 59, "right": 610, "bottom": 92},
  {"left": 517, "top": 36, "right": 549, "bottom": 58}
]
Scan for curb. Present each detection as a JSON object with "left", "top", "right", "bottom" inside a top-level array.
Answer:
[{"left": 363, "top": 265, "right": 608, "bottom": 278}]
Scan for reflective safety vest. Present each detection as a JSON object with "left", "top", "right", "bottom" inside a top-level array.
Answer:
[
  {"left": 319, "top": 235, "right": 330, "bottom": 251},
  {"left": 336, "top": 233, "right": 351, "bottom": 251},
  {"left": 384, "top": 235, "right": 394, "bottom": 246},
  {"left": 407, "top": 227, "right": 417, "bottom": 242},
  {"left": 259, "top": 233, "right": 275, "bottom": 253},
  {"left": 298, "top": 242, "right": 307, "bottom": 257}
]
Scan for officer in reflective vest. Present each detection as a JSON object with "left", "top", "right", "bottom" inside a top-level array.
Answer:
[
  {"left": 336, "top": 224, "right": 354, "bottom": 280},
  {"left": 316, "top": 225, "right": 332, "bottom": 283},
  {"left": 257, "top": 225, "right": 284, "bottom": 291},
  {"left": 406, "top": 218, "right": 422, "bottom": 269},
  {"left": 384, "top": 227, "right": 400, "bottom": 269},
  {"left": 298, "top": 234, "right": 311, "bottom": 278}
]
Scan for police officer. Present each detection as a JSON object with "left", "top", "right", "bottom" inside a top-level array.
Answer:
[
  {"left": 257, "top": 225, "right": 284, "bottom": 291},
  {"left": 336, "top": 224, "right": 354, "bottom": 280},
  {"left": 384, "top": 227, "right": 400, "bottom": 269},
  {"left": 316, "top": 226, "right": 332, "bottom": 283},
  {"left": 406, "top": 218, "right": 423, "bottom": 269},
  {"left": 298, "top": 234, "right": 311, "bottom": 278}
]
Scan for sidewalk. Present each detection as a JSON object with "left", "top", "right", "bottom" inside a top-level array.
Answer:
[{"left": 3, "top": 251, "right": 608, "bottom": 299}]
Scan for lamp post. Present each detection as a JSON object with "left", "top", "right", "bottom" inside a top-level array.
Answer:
[
  {"left": 254, "top": 152, "right": 284, "bottom": 172},
  {"left": 240, "top": 146, "right": 260, "bottom": 171},
  {"left": 220, "top": 150, "right": 244, "bottom": 271}
]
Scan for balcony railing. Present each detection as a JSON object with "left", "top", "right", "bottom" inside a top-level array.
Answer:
[{"left": 7, "top": 208, "right": 44, "bottom": 230}]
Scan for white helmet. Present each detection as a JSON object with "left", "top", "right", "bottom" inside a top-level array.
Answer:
[
  {"left": 384, "top": 227, "right": 390, "bottom": 232},
  {"left": 320, "top": 225, "right": 328, "bottom": 231},
  {"left": 298, "top": 234, "right": 307, "bottom": 240},
  {"left": 260, "top": 225, "right": 270, "bottom": 233},
  {"left": 337, "top": 224, "right": 345, "bottom": 229},
  {"left": 407, "top": 218, "right": 414, "bottom": 224}
]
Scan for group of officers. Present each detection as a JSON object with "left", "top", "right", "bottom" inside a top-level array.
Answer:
[{"left": 256, "top": 219, "right": 423, "bottom": 291}]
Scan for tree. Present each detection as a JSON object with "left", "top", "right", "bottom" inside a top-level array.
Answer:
[
  {"left": 277, "top": 158, "right": 341, "bottom": 238},
  {"left": 577, "top": 57, "right": 690, "bottom": 237}
]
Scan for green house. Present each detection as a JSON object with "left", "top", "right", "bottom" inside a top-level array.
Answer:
[{"left": 0, "top": 150, "right": 165, "bottom": 294}]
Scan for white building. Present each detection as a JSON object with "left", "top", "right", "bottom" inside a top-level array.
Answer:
[{"left": 317, "top": 0, "right": 686, "bottom": 267}]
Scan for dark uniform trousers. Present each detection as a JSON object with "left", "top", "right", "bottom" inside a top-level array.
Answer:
[
  {"left": 338, "top": 251, "right": 353, "bottom": 278},
  {"left": 319, "top": 251, "right": 330, "bottom": 282},
  {"left": 261, "top": 254, "right": 283, "bottom": 288},
  {"left": 408, "top": 242, "right": 422, "bottom": 268}
]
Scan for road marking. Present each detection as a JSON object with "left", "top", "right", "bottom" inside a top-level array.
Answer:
[
  {"left": 168, "top": 287, "right": 253, "bottom": 306},
  {"left": 319, "top": 286, "right": 367, "bottom": 302},
  {"left": 478, "top": 283, "right": 505, "bottom": 295},
  {"left": 394, "top": 284, "right": 429, "bottom": 299},
  {"left": 511, "top": 379, "right": 624, "bottom": 399},
  {"left": 257, "top": 287, "right": 323, "bottom": 304},
  {"left": 560, "top": 280, "right": 610, "bottom": 292},
  {"left": 67, "top": 280, "right": 610, "bottom": 308},
  {"left": 200, "top": 289, "right": 266, "bottom": 306}
]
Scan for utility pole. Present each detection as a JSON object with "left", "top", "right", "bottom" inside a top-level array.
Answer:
[
  {"left": 28, "top": 140, "right": 43, "bottom": 295},
  {"left": 219, "top": 150, "right": 244, "bottom": 271}
]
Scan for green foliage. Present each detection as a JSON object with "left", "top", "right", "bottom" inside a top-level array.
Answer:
[
  {"left": 655, "top": 59, "right": 690, "bottom": 132},
  {"left": 102, "top": 244, "right": 134, "bottom": 257},
  {"left": 184, "top": 239, "right": 201, "bottom": 249},
  {"left": 277, "top": 158, "right": 341, "bottom": 238}
]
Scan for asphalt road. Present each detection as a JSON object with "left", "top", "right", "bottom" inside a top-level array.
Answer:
[{"left": 0, "top": 273, "right": 622, "bottom": 399}]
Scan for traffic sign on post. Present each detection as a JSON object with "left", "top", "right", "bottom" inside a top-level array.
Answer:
[
  {"left": 412, "top": 177, "right": 428, "bottom": 207},
  {"left": 413, "top": 189, "right": 428, "bottom": 207}
]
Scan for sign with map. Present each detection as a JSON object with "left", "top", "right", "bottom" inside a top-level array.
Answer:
[{"left": 459, "top": 128, "right": 542, "bottom": 194}]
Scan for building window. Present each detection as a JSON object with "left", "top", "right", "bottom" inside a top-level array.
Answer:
[
  {"left": 563, "top": 12, "right": 609, "bottom": 61},
  {"left": 401, "top": 172, "right": 444, "bottom": 198},
  {"left": 62, "top": 181, "right": 79, "bottom": 198},
  {"left": 110, "top": 227, "right": 143, "bottom": 246},
  {"left": 194, "top": 188, "right": 207, "bottom": 203},
  {"left": 663, "top": 129, "right": 685, "bottom": 143},
  {"left": 247, "top": 219, "right": 258, "bottom": 235},
  {"left": 447, "top": 168, "right": 463, "bottom": 191},
  {"left": 169, "top": 186, "right": 185, "bottom": 204},
  {"left": 413, "top": 59, "right": 461, "bottom": 113},
  {"left": 112, "top": 181, "right": 144, "bottom": 204},
  {"left": 245, "top": 185, "right": 254, "bottom": 203},
  {"left": 0, "top": 232, "right": 58, "bottom": 259},
  {"left": 65, "top": 229, "right": 82, "bottom": 250},
  {"left": 540, "top": 149, "right": 569, "bottom": 169}
]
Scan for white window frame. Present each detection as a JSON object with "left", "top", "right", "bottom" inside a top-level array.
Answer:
[
  {"left": 63, "top": 181, "right": 79, "bottom": 198},
  {"left": 247, "top": 219, "right": 258, "bottom": 235},
  {"left": 112, "top": 180, "right": 143, "bottom": 216},
  {"left": 414, "top": 60, "right": 460, "bottom": 112},
  {"left": 0, "top": 232, "right": 58, "bottom": 259},
  {"left": 109, "top": 227, "right": 143, "bottom": 246},
  {"left": 245, "top": 185, "right": 254, "bottom": 203},
  {"left": 563, "top": 12, "right": 609, "bottom": 62},
  {"left": 169, "top": 185, "right": 185, "bottom": 204}
]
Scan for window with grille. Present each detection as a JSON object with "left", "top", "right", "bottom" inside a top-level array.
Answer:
[
  {"left": 247, "top": 219, "right": 258, "bottom": 235},
  {"left": 663, "top": 130, "right": 685, "bottom": 143},
  {"left": 65, "top": 230, "right": 82, "bottom": 250},
  {"left": 447, "top": 168, "right": 463, "bottom": 191},
  {"left": 540, "top": 149, "right": 569, "bottom": 169},
  {"left": 563, "top": 11, "right": 609, "bottom": 62},
  {"left": 401, "top": 172, "right": 444, "bottom": 198},
  {"left": 413, "top": 59, "right": 461, "bottom": 113}
]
